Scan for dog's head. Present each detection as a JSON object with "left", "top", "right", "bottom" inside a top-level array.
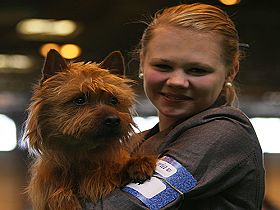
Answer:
[{"left": 23, "top": 49, "right": 136, "bottom": 155}]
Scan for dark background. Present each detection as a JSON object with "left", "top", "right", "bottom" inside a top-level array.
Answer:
[{"left": 1, "top": 0, "right": 280, "bottom": 119}]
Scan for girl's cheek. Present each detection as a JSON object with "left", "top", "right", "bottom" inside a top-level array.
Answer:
[{"left": 145, "top": 69, "right": 167, "bottom": 82}]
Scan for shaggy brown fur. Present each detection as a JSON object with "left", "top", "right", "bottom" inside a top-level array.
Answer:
[{"left": 23, "top": 49, "right": 157, "bottom": 210}]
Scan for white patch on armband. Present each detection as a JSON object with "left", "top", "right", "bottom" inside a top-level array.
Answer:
[
  {"left": 122, "top": 156, "right": 197, "bottom": 210},
  {"left": 126, "top": 177, "right": 166, "bottom": 199}
]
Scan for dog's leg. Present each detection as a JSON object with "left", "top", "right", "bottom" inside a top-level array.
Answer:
[
  {"left": 48, "top": 186, "right": 82, "bottom": 210},
  {"left": 28, "top": 175, "right": 49, "bottom": 210},
  {"left": 47, "top": 169, "right": 82, "bottom": 210},
  {"left": 29, "top": 159, "right": 82, "bottom": 210},
  {"left": 28, "top": 159, "right": 54, "bottom": 210},
  {"left": 80, "top": 165, "right": 121, "bottom": 204}
]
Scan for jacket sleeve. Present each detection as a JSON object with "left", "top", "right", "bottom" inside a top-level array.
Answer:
[{"left": 89, "top": 189, "right": 149, "bottom": 209}]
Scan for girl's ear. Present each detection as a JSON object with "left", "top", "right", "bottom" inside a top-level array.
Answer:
[
  {"left": 227, "top": 58, "right": 240, "bottom": 81},
  {"left": 99, "top": 51, "right": 125, "bottom": 76},
  {"left": 40, "top": 49, "right": 68, "bottom": 84},
  {"left": 138, "top": 51, "right": 144, "bottom": 76}
]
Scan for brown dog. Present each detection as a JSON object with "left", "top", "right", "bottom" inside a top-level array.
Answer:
[{"left": 23, "top": 49, "right": 157, "bottom": 210}]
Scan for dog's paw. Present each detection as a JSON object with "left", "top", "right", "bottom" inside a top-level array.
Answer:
[{"left": 124, "top": 155, "right": 158, "bottom": 184}]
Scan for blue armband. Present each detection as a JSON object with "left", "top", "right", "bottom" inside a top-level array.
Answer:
[{"left": 122, "top": 156, "right": 197, "bottom": 210}]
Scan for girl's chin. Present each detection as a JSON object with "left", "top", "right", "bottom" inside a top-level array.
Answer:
[{"left": 159, "top": 110, "right": 190, "bottom": 120}]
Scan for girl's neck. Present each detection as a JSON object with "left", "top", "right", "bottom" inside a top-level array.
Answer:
[{"left": 158, "top": 114, "right": 179, "bottom": 131}]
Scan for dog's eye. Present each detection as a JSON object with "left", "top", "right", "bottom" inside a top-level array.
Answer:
[
  {"left": 73, "top": 94, "right": 88, "bottom": 105},
  {"left": 110, "top": 96, "right": 119, "bottom": 105}
]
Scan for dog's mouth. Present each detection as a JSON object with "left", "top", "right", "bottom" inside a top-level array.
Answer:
[
  {"left": 87, "top": 120, "right": 134, "bottom": 139},
  {"left": 85, "top": 129, "right": 129, "bottom": 142}
]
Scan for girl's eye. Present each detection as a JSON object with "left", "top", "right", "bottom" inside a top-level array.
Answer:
[
  {"left": 188, "top": 68, "right": 209, "bottom": 76},
  {"left": 153, "top": 64, "right": 172, "bottom": 71},
  {"left": 110, "top": 96, "right": 119, "bottom": 105},
  {"left": 73, "top": 94, "right": 88, "bottom": 105}
]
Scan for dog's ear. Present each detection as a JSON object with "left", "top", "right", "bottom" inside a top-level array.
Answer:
[
  {"left": 99, "top": 51, "right": 125, "bottom": 76},
  {"left": 40, "top": 49, "right": 68, "bottom": 84}
]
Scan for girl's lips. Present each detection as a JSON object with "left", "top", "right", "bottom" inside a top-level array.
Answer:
[{"left": 161, "top": 92, "right": 192, "bottom": 102}]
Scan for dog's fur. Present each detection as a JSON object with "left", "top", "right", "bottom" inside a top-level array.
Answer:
[{"left": 23, "top": 49, "right": 157, "bottom": 210}]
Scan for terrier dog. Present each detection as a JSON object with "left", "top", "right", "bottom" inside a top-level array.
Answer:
[{"left": 23, "top": 49, "right": 157, "bottom": 210}]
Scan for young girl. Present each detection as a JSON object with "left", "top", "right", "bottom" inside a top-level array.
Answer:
[{"left": 91, "top": 3, "right": 265, "bottom": 209}]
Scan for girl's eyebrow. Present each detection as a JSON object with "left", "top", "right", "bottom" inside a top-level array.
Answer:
[
  {"left": 150, "top": 58, "right": 215, "bottom": 70},
  {"left": 150, "top": 58, "right": 172, "bottom": 63},
  {"left": 185, "top": 62, "right": 214, "bottom": 70}
]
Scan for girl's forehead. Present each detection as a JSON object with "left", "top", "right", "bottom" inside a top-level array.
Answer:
[
  {"left": 151, "top": 25, "right": 223, "bottom": 44},
  {"left": 146, "top": 27, "right": 224, "bottom": 63}
]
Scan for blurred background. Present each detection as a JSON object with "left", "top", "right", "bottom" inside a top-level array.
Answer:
[{"left": 0, "top": 0, "right": 279, "bottom": 209}]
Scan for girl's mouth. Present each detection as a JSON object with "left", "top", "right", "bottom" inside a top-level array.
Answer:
[{"left": 161, "top": 92, "right": 192, "bottom": 102}]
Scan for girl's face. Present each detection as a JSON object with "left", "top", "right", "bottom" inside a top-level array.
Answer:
[{"left": 141, "top": 26, "right": 230, "bottom": 130}]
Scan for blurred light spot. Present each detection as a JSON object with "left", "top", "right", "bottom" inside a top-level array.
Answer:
[
  {"left": 219, "top": 0, "right": 240, "bottom": 5},
  {"left": 40, "top": 43, "right": 60, "bottom": 57},
  {"left": 16, "top": 19, "right": 79, "bottom": 37},
  {"left": 133, "top": 116, "right": 280, "bottom": 154},
  {"left": 60, "top": 44, "right": 81, "bottom": 59},
  {"left": 0, "top": 54, "right": 34, "bottom": 73},
  {"left": 0, "top": 92, "right": 27, "bottom": 110},
  {"left": 251, "top": 118, "right": 280, "bottom": 153},
  {"left": 0, "top": 114, "right": 17, "bottom": 151},
  {"left": 133, "top": 116, "right": 158, "bottom": 132}
]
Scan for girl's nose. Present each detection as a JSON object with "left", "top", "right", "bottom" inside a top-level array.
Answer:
[{"left": 166, "top": 69, "right": 189, "bottom": 88}]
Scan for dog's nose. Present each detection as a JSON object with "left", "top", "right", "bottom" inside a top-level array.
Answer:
[{"left": 104, "top": 116, "right": 121, "bottom": 127}]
